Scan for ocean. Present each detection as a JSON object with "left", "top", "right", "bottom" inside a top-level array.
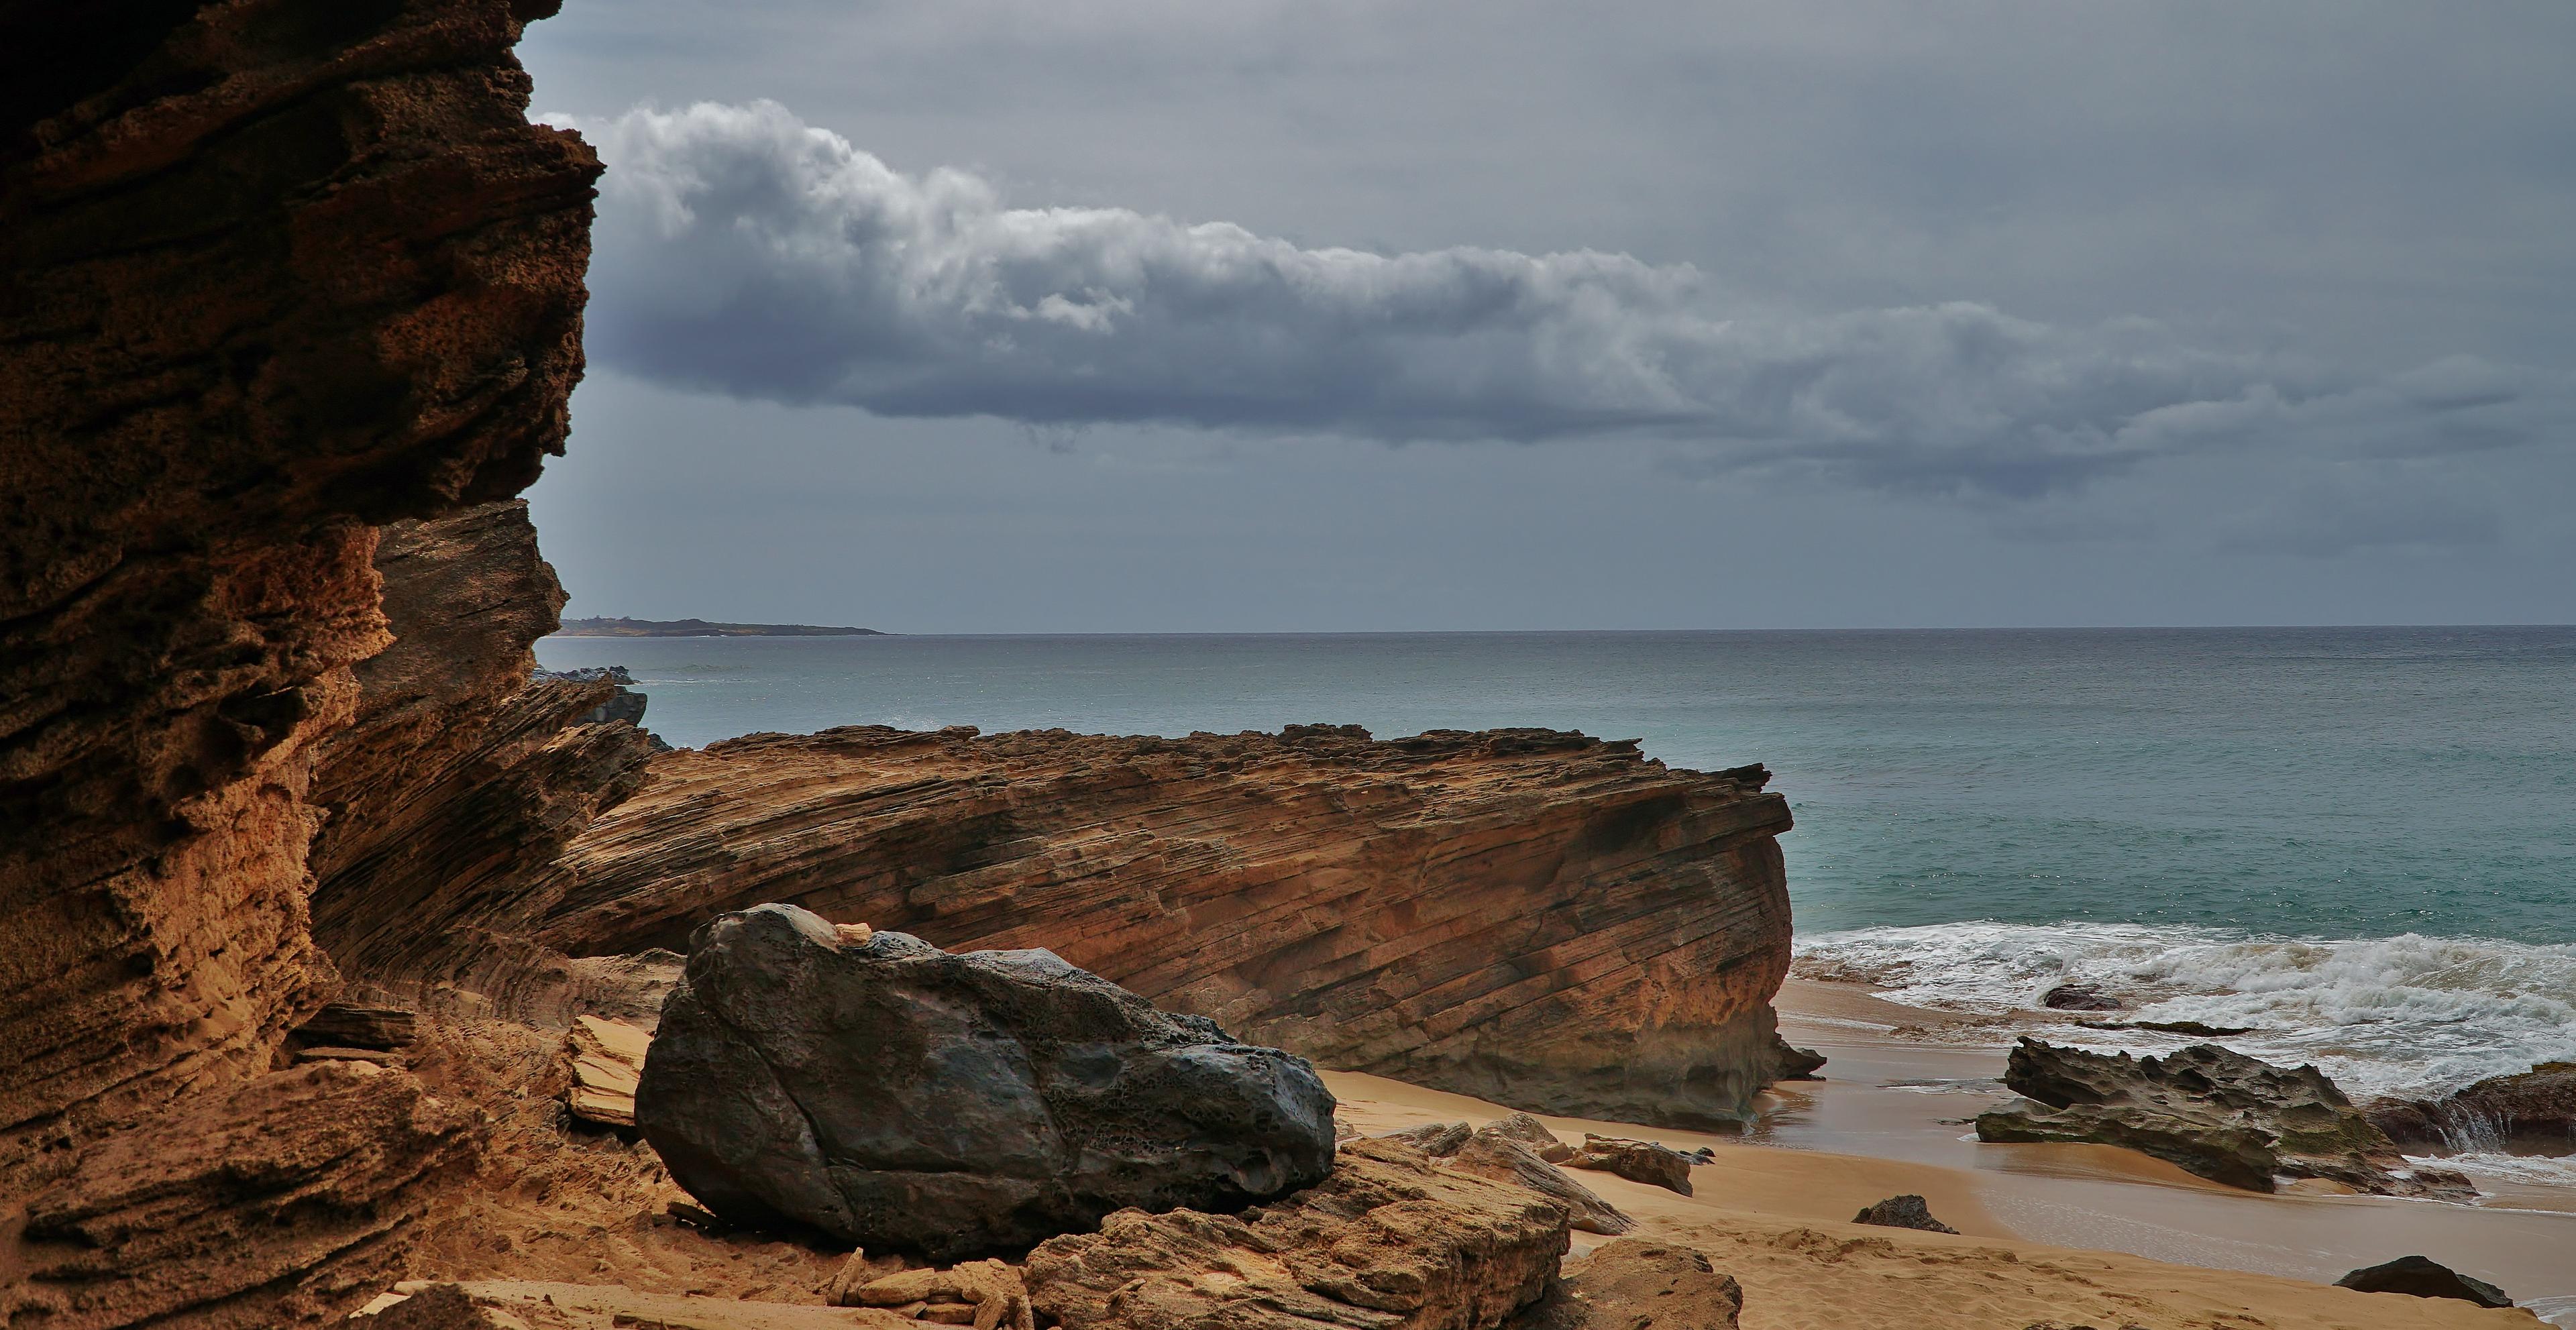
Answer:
[{"left": 535, "top": 626, "right": 2576, "bottom": 1106}]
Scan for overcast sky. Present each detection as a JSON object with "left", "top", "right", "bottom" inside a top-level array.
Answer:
[{"left": 519, "top": 1, "right": 2575, "bottom": 631}]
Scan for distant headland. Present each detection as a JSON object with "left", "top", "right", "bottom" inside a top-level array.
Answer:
[{"left": 552, "top": 616, "right": 885, "bottom": 638}]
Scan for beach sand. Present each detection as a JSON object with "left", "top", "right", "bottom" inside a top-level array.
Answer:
[{"left": 1323, "top": 976, "right": 2576, "bottom": 1328}]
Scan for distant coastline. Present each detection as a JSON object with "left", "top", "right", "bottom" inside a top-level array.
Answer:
[{"left": 551, "top": 616, "right": 885, "bottom": 638}]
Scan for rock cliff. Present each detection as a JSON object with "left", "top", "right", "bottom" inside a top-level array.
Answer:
[
  {"left": 0, "top": 0, "right": 598, "bottom": 1319},
  {"left": 517, "top": 724, "right": 1798, "bottom": 1127}
]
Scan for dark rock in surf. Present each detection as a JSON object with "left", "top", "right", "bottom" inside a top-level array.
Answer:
[
  {"left": 2334, "top": 1255, "right": 2515, "bottom": 1307},
  {"left": 1851, "top": 1194, "right": 1959, "bottom": 1233},
  {"left": 2039, "top": 984, "right": 2123, "bottom": 1011},
  {"left": 2365, "top": 1062, "right": 2576, "bottom": 1156},
  {"left": 635, "top": 904, "right": 1338, "bottom": 1260},
  {"left": 1973, "top": 1038, "right": 2474, "bottom": 1199}
]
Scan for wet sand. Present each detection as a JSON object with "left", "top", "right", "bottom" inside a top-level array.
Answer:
[{"left": 1326, "top": 976, "right": 2576, "bottom": 1326}]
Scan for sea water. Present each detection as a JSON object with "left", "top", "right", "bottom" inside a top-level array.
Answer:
[{"left": 535, "top": 627, "right": 2576, "bottom": 1107}]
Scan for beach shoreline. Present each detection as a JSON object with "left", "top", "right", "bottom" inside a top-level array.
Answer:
[{"left": 1722, "top": 976, "right": 2576, "bottom": 1322}]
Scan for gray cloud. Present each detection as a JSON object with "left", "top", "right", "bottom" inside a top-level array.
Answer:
[{"left": 575, "top": 101, "right": 2571, "bottom": 500}]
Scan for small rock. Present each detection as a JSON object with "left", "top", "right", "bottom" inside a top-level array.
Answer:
[
  {"left": 563, "top": 1014, "right": 651, "bottom": 1127},
  {"left": 2039, "top": 984, "right": 2122, "bottom": 1011},
  {"left": 1485, "top": 1111, "right": 1578, "bottom": 1163},
  {"left": 1851, "top": 1195, "right": 1957, "bottom": 1233},
  {"left": 841, "top": 1259, "right": 1035, "bottom": 1330},
  {"left": 2334, "top": 1255, "right": 2515, "bottom": 1307},
  {"left": 1767, "top": 1032, "right": 1828, "bottom": 1080},
  {"left": 1377, "top": 1120, "right": 1473, "bottom": 1156},
  {"left": 1566, "top": 1134, "right": 1697, "bottom": 1195},
  {"left": 1509, "top": 1238, "right": 1742, "bottom": 1329}
]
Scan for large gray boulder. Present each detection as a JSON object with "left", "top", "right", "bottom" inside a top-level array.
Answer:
[{"left": 636, "top": 904, "right": 1338, "bottom": 1260}]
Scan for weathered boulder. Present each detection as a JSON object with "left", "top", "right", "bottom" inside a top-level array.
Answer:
[
  {"left": 2367, "top": 1062, "right": 2576, "bottom": 1156},
  {"left": 1509, "top": 1239, "right": 1743, "bottom": 1330},
  {"left": 637, "top": 904, "right": 1338, "bottom": 1259},
  {"left": 1851, "top": 1195, "right": 1957, "bottom": 1233},
  {"left": 1383, "top": 1121, "right": 1478, "bottom": 1156},
  {"left": 1974, "top": 1039, "right": 2474, "bottom": 1199},
  {"left": 563, "top": 1015, "right": 651, "bottom": 1128},
  {"left": 2334, "top": 1256, "right": 2515, "bottom": 1308},
  {"left": 1487, "top": 1112, "right": 1580, "bottom": 1162},
  {"left": 1373, "top": 1117, "right": 1635, "bottom": 1235},
  {"left": 1022, "top": 1137, "right": 1570, "bottom": 1330},
  {"left": 836, "top": 1260, "right": 1036, "bottom": 1329},
  {"left": 1566, "top": 1135, "right": 1699, "bottom": 1196}
]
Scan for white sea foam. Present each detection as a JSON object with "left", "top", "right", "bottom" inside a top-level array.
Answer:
[{"left": 1792, "top": 921, "right": 2576, "bottom": 1099}]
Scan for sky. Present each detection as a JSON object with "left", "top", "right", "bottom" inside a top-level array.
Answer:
[{"left": 518, "top": 0, "right": 2576, "bottom": 632}]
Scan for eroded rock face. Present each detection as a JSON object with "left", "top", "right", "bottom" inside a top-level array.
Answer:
[
  {"left": 309, "top": 502, "right": 657, "bottom": 995},
  {"left": 1022, "top": 1137, "right": 1571, "bottom": 1330},
  {"left": 527, "top": 724, "right": 1797, "bottom": 1128},
  {"left": 1974, "top": 1040, "right": 2474, "bottom": 1199},
  {"left": 637, "top": 904, "right": 1339, "bottom": 1260},
  {"left": 2367, "top": 1062, "right": 2576, "bottom": 1156},
  {"left": 0, "top": 0, "right": 597, "bottom": 1317},
  {"left": 7, "top": 1062, "right": 479, "bottom": 1328}
]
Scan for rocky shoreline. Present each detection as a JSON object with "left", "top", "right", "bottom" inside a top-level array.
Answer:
[{"left": 0, "top": 2, "right": 2555, "bottom": 1326}]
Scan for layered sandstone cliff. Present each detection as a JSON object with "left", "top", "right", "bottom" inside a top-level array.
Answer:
[
  {"left": 0, "top": 0, "right": 597, "bottom": 1319},
  {"left": 514, "top": 725, "right": 1799, "bottom": 1127}
]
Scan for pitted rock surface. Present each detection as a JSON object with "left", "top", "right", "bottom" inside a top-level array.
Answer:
[{"left": 637, "top": 904, "right": 1338, "bottom": 1259}]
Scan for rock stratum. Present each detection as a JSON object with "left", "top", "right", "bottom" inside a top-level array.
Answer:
[
  {"left": 519, "top": 724, "right": 1799, "bottom": 1128},
  {"left": 1, "top": 0, "right": 602, "bottom": 1319}
]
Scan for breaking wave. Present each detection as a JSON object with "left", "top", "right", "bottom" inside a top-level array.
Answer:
[{"left": 1792, "top": 920, "right": 2576, "bottom": 1102}]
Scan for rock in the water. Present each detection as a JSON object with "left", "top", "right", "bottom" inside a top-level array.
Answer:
[
  {"left": 636, "top": 904, "right": 1338, "bottom": 1259},
  {"left": 1766, "top": 1034, "right": 1829, "bottom": 1080},
  {"left": 1566, "top": 1134, "right": 1698, "bottom": 1195},
  {"left": 1510, "top": 1239, "right": 1743, "bottom": 1329},
  {"left": 1446, "top": 1127, "right": 1637, "bottom": 1236},
  {"left": 2334, "top": 1255, "right": 2514, "bottom": 1307},
  {"left": 1974, "top": 1039, "right": 2474, "bottom": 1199},
  {"left": 1851, "top": 1195, "right": 1958, "bottom": 1233},
  {"left": 564, "top": 1015, "right": 651, "bottom": 1128},
  {"left": 1024, "top": 1137, "right": 1570, "bottom": 1330},
  {"left": 2040, "top": 985, "right": 2123, "bottom": 1011},
  {"left": 2367, "top": 1062, "right": 2576, "bottom": 1155}
]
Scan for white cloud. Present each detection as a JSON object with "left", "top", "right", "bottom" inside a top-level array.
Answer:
[{"left": 574, "top": 101, "right": 2573, "bottom": 499}]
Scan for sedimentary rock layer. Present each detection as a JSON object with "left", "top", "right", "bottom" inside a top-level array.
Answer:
[
  {"left": 0, "top": 0, "right": 596, "bottom": 1317},
  {"left": 527, "top": 724, "right": 1796, "bottom": 1127}
]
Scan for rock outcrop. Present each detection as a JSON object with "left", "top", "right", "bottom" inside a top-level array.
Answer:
[
  {"left": 1509, "top": 1239, "right": 1744, "bottom": 1330},
  {"left": 519, "top": 724, "right": 1797, "bottom": 1128},
  {"left": 1567, "top": 1136, "right": 1700, "bottom": 1196},
  {"left": 308, "top": 501, "right": 659, "bottom": 997},
  {"left": 1021, "top": 1137, "right": 1571, "bottom": 1330},
  {"left": 2367, "top": 1062, "right": 2576, "bottom": 1156},
  {"left": 1371, "top": 1117, "right": 1636, "bottom": 1235},
  {"left": 1974, "top": 1040, "right": 2475, "bottom": 1199},
  {"left": 637, "top": 904, "right": 1339, "bottom": 1260},
  {"left": 0, "top": 0, "right": 598, "bottom": 1318}
]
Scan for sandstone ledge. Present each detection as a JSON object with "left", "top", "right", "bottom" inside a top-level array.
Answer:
[{"left": 521, "top": 723, "right": 1796, "bottom": 1127}]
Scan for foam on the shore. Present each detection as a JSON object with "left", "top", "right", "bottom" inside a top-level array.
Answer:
[{"left": 1793, "top": 921, "right": 2576, "bottom": 1103}]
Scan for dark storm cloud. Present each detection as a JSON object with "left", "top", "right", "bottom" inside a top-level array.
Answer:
[{"left": 576, "top": 102, "right": 2572, "bottom": 500}]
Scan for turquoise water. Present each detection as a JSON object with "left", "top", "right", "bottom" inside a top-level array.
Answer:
[
  {"left": 535, "top": 627, "right": 2576, "bottom": 1099},
  {"left": 537, "top": 627, "right": 2575, "bottom": 942}
]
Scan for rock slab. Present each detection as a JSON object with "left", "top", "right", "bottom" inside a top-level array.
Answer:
[
  {"left": 1567, "top": 1135, "right": 1699, "bottom": 1196},
  {"left": 1372, "top": 1116, "right": 1636, "bottom": 1235},
  {"left": 564, "top": 1014, "right": 651, "bottom": 1127},
  {"left": 1974, "top": 1039, "right": 2473, "bottom": 1199},
  {"left": 637, "top": 904, "right": 1338, "bottom": 1259},
  {"left": 531, "top": 724, "right": 1798, "bottom": 1129},
  {"left": 1022, "top": 1136, "right": 1571, "bottom": 1330}
]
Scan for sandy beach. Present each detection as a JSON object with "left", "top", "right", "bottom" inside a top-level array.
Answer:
[{"left": 1327, "top": 975, "right": 2576, "bottom": 1328}]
